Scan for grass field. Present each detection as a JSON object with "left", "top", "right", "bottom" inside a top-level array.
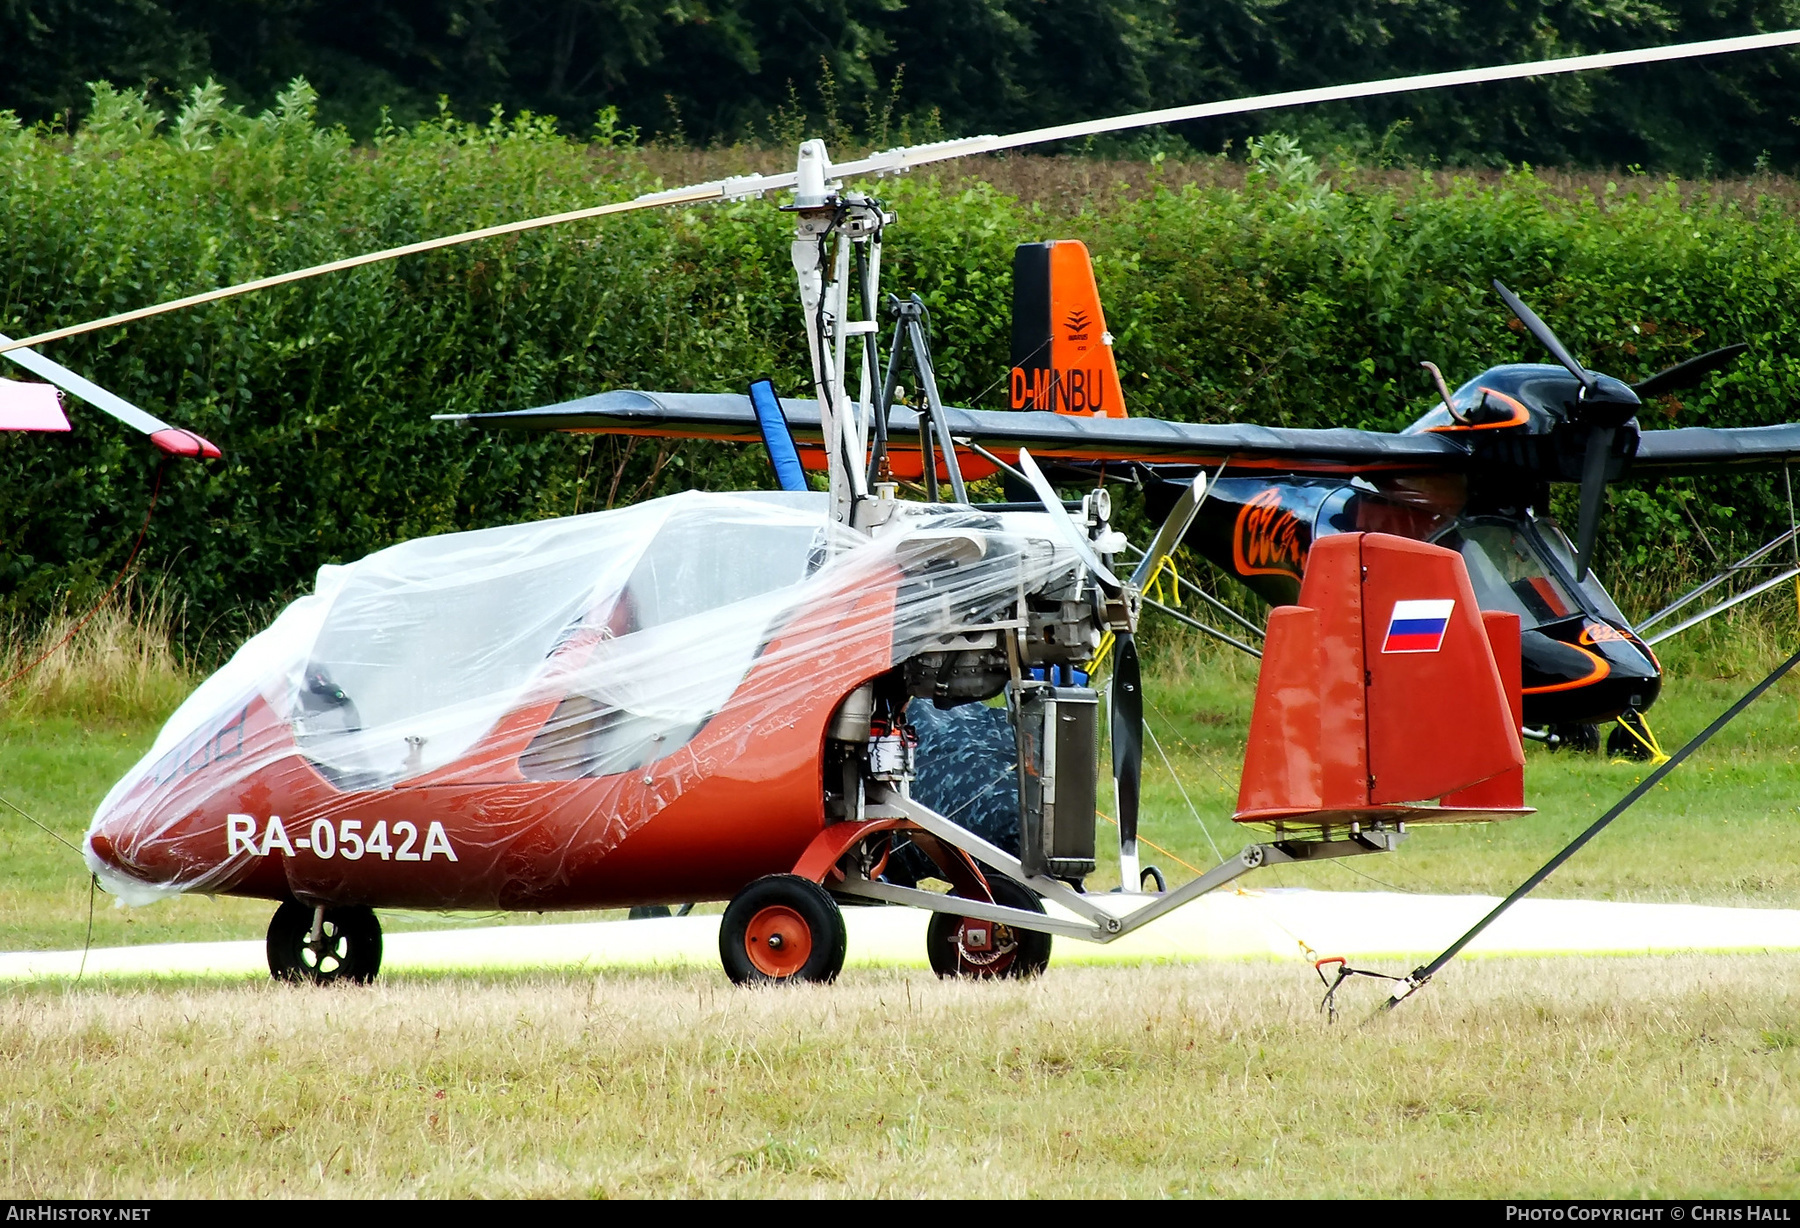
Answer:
[
  {"left": 4, "top": 958, "right": 1800, "bottom": 1197},
  {"left": 4, "top": 580, "right": 1800, "bottom": 1198}
]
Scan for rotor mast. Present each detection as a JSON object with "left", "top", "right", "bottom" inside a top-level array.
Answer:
[{"left": 787, "top": 139, "right": 891, "bottom": 526}]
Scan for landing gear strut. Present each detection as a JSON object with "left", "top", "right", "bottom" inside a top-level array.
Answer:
[
  {"left": 1546, "top": 722, "right": 1601, "bottom": 754},
  {"left": 1607, "top": 710, "right": 1658, "bottom": 761}
]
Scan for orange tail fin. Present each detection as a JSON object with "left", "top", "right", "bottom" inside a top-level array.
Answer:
[{"left": 1009, "top": 240, "right": 1127, "bottom": 418}]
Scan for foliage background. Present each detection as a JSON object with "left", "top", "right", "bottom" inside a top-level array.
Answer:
[
  {"left": 8, "top": 1, "right": 1800, "bottom": 174},
  {"left": 5, "top": 87, "right": 1800, "bottom": 647}
]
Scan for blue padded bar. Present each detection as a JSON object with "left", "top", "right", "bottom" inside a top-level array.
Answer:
[{"left": 749, "top": 378, "right": 808, "bottom": 493}]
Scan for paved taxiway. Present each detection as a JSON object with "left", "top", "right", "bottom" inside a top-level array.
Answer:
[{"left": 5, "top": 887, "right": 1800, "bottom": 980}]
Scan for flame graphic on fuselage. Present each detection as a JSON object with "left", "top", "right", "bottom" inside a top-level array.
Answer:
[{"left": 1232, "top": 488, "right": 1306, "bottom": 578}]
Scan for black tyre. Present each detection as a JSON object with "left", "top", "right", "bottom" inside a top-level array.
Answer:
[
  {"left": 719, "top": 875, "right": 847, "bottom": 986},
  {"left": 1607, "top": 713, "right": 1656, "bottom": 761},
  {"left": 927, "top": 874, "right": 1053, "bottom": 979},
  {"left": 1548, "top": 722, "right": 1601, "bottom": 755},
  {"left": 266, "top": 900, "right": 383, "bottom": 985}
]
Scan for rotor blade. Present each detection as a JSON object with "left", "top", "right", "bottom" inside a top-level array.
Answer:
[
  {"left": 1110, "top": 632, "right": 1144, "bottom": 889},
  {"left": 1016, "top": 448, "right": 1120, "bottom": 593},
  {"left": 1493, "top": 280, "right": 1595, "bottom": 391},
  {"left": 830, "top": 30, "right": 1800, "bottom": 180},
  {"left": 1630, "top": 343, "right": 1749, "bottom": 399},
  {"left": 7, "top": 31, "right": 1796, "bottom": 359},
  {"left": 1574, "top": 425, "right": 1616, "bottom": 576},
  {"left": 0, "top": 332, "right": 219, "bottom": 457},
  {"left": 1130, "top": 472, "right": 1206, "bottom": 590},
  {"left": 0, "top": 180, "right": 766, "bottom": 357}
]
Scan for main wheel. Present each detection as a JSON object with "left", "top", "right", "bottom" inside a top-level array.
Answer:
[
  {"left": 1548, "top": 722, "right": 1601, "bottom": 755},
  {"left": 719, "top": 875, "right": 847, "bottom": 986},
  {"left": 927, "top": 874, "right": 1052, "bottom": 979},
  {"left": 266, "top": 901, "right": 383, "bottom": 985}
]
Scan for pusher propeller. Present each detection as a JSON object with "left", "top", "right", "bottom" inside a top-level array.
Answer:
[
  {"left": 1017, "top": 451, "right": 1206, "bottom": 890},
  {"left": 1117, "top": 473, "right": 1208, "bottom": 889},
  {"left": 4, "top": 29, "right": 1798, "bottom": 359},
  {"left": 1015, "top": 449, "right": 1121, "bottom": 595}
]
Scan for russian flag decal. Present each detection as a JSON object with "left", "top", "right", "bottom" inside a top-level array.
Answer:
[{"left": 1382, "top": 599, "right": 1455, "bottom": 653}]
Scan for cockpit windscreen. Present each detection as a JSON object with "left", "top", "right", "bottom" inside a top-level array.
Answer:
[{"left": 1436, "top": 521, "right": 1582, "bottom": 629}]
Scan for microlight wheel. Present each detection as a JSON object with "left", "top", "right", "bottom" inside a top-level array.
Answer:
[
  {"left": 266, "top": 901, "right": 383, "bottom": 985},
  {"left": 719, "top": 875, "right": 846, "bottom": 986},
  {"left": 1548, "top": 722, "right": 1601, "bottom": 755},
  {"left": 1607, "top": 713, "right": 1656, "bottom": 761},
  {"left": 927, "top": 875, "right": 1052, "bottom": 979}
]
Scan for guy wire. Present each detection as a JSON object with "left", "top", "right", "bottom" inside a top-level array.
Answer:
[
  {"left": 0, "top": 792, "right": 82, "bottom": 855},
  {"left": 77, "top": 875, "right": 97, "bottom": 983},
  {"left": 0, "top": 793, "right": 101, "bottom": 982}
]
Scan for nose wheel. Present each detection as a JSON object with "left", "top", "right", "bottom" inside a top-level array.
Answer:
[
  {"left": 266, "top": 900, "right": 383, "bottom": 985},
  {"left": 720, "top": 875, "right": 847, "bottom": 985},
  {"left": 1607, "top": 711, "right": 1659, "bottom": 761},
  {"left": 927, "top": 875, "right": 1052, "bottom": 979}
]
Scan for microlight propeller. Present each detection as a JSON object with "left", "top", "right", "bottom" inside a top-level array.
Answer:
[{"left": 1490, "top": 280, "right": 1747, "bottom": 577}]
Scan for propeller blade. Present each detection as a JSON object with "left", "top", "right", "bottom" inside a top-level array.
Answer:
[
  {"left": 5, "top": 30, "right": 1796, "bottom": 356},
  {"left": 1630, "top": 343, "right": 1749, "bottom": 399},
  {"left": 1493, "top": 280, "right": 1595, "bottom": 391},
  {"left": 1574, "top": 425, "right": 1616, "bottom": 577},
  {"left": 1129, "top": 472, "right": 1207, "bottom": 590},
  {"left": 1016, "top": 449, "right": 1120, "bottom": 593},
  {"left": 0, "top": 332, "right": 219, "bottom": 457},
  {"left": 1109, "top": 631, "right": 1144, "bottom": 891}
]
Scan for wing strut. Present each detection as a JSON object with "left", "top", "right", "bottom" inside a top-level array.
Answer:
[{"left": 1634, "top": 524, "right": 1800, "bottom": 645}]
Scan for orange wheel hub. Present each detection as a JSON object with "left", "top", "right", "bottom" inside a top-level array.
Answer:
[{"left": 745, "top": 904, "right": 813, "bottom": 977}]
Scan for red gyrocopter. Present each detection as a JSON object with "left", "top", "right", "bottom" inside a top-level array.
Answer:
[{"left": 84, "top": 456, "right": 1528, "bottom": 984}]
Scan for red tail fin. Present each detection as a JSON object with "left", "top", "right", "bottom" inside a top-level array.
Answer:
[
  {"left": 1009, "top": 241, "right": 1126, "bottom": 418},
  {"left": 1234, "top": 533, "right": 1529, "bottom": 826}
]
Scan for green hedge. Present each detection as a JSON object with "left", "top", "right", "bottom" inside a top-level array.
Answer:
[{"left": 5, "top": 88, "right": 1800, "bottom": 644}]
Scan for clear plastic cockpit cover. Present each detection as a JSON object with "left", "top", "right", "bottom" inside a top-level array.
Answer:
[
  {"left": 85, "top": 489, "right": 1078, "bottom": 907},
  {"left": 286, "top": 492, "right": 831, "bottom": 789}
]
